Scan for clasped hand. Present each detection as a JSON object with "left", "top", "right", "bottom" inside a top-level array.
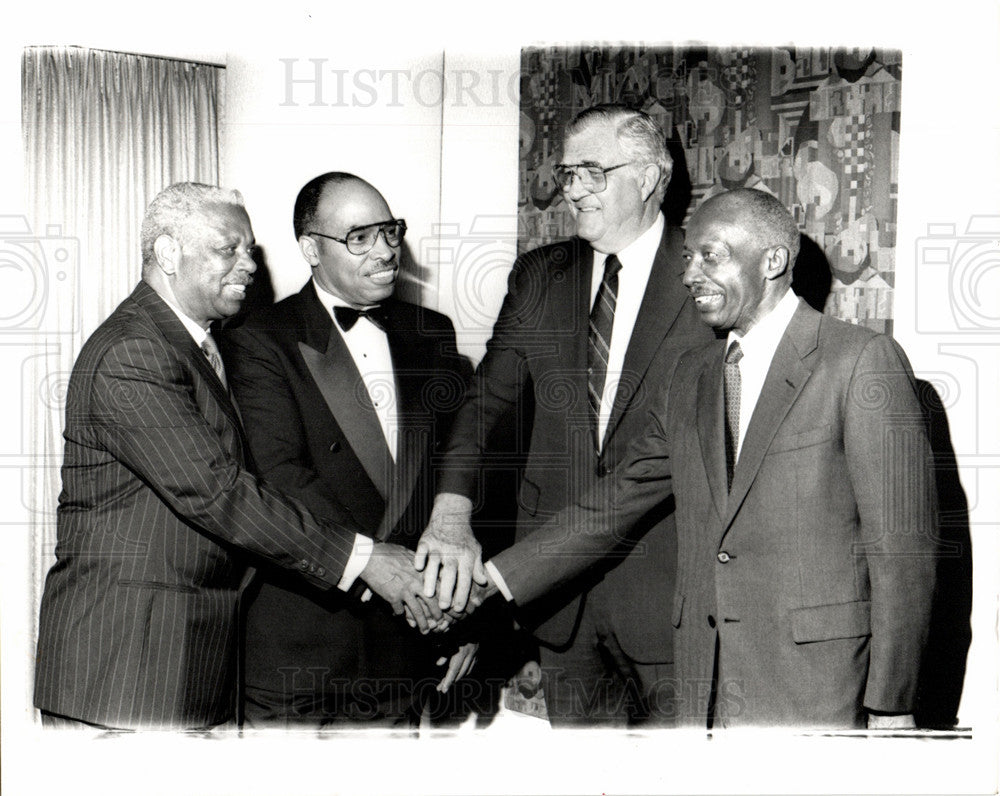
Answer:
[
  {"left": 358, "top": 539, "right": 485, "bottom": 692},
  {"left": 413, "top": 494, "right": 493, "bottom": 622}
]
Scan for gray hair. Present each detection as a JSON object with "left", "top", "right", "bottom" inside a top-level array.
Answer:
[
  {"left": 565, "top": 105, "right": 673, "bottom": 199},
  {"left": 141, "top": 182, "right": 244, "bottom": 270}
]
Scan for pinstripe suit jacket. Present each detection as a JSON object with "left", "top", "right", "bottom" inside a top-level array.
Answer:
[{"left": 34, "top": 280, "right": 360, "bottom": 729}]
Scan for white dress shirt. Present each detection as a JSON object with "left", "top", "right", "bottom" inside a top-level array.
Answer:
[
  {"left": 725, "top": 288, "right": 800, "bottom": 462},
  {"left": 160, "top": 293, "right": 210, "bottom": 344},
  {"left": 589, "top": 213, "right": 664, "bottom": 450},
  {"left": 311, "top": 279, "right": 410, "bottom": 592},
  {"left": 314, "top": 280, "right": 398, "bottom": 460}
]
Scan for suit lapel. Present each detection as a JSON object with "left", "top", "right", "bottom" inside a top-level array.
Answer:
[
  {"left": 695, "top": 343, "right": 728, "bottom": 520},
  {"left": 133, "top": 281, "right": 250, "bottom": 464},
  {"left": 721, "top": 302, "right": 819, "bottom": 536},
  {"left": 602, "top": 225, "right": 689, "bottom": 450},
  {"left": 375, "top": 305, "right": 427, "bottom": 539},
  {"left": 297, "top": 286, "right": 393, "bottom": 502}
]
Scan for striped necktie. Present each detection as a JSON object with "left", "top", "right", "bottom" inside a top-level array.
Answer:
[
  {"left": 201, "top": 332, "right": 228, "bottom": 389},
  {"left": 588, "top": 254, "right": 622, "bottom": 448}
]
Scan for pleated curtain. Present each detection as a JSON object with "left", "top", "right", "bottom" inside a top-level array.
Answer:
[{"left": 22, "top": 45, "right": 223, "bottom": 641}]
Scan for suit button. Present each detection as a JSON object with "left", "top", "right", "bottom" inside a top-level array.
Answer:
[
  {"left": 595, "top": 462, "right": 612, "bottom": 478},
  {"left": 299, "top": 559, "right": 309, "bottom": 570},
  {"left": 707, "top": 615, "right": 716, "bottom": 628},
  {"left": 717, "top": 551, "right": 731, "bottom": 563},
  {"left": 329, "top": 441, "right": 341, "bottom": 453},
  {"left": 316, "top": 567, "right": 326, "bottom": 577}
]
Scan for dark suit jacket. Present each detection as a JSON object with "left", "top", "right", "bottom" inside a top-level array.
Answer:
[
  {"left": 34, "top": 281, "right": 359, "bottom": 729},
  {"left": 439, "top": 225, "right": 712, "bottom": 657},
  {"left": 492, "top": 301, "right": 939, "bottom": 727},
  {"left": 220, "top": 283, "right": 471, "bottom": 698}
]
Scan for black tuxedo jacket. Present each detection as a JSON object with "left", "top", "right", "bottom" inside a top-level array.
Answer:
[
  {"left": 439, "top": 225, "right": 713, "bottom": 658},
  {"left": 221, "top": 283, "right": 471, "bottom": 697},
  {"left": 34, "top": 281, "right": 358, "bottom": 729}
]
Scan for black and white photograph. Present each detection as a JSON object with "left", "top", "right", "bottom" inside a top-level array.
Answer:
[{"left": 1, "top": 2, "right": 998, "bottom": 794}]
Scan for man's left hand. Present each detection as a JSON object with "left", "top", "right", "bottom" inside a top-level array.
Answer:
[{"left": 436, "top": 643, "right": 479, "bottom": 693}]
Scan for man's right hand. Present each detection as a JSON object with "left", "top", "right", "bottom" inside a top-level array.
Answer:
[
  {"left": 414, "top": 493, "right": 487, "bottom": 611},
  {"left": 361, "top": 541, "right": 444, "bottom": 634}
]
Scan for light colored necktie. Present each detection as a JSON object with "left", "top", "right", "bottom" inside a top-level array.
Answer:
[
  {"left": 587, "top": 253, "right": 622, "bottom": 448},
  {"left": 723, "top": 340, "right": 743, "bottom": 490},
  {"left": 201, "top": 332, "right": 228, "bottom": 389}
]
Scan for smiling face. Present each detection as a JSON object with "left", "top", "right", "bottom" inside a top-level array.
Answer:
[
  {"left": 559, "top": 120, "right": 650, "bottom": 254},
  {"left": 300, "top": 179, "right": 399, "bottom": 308},
  {"left": 682, "top": 200, "right": 772, "bottom": 336},
  {"left": 172, "top": 202, "right": 256, "bottom": 327}
]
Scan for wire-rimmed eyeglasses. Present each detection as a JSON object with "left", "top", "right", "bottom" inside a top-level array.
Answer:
[{"left": 552, "top": 162, "right": 634, "bottom": 193}]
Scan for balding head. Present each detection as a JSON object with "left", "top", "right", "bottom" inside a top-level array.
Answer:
[
  {"left": 294, "top": 172, "right": 400, "bottom": 308},
  {"left": 682, "top": 189, "right": 799, "bottom": 335},
  {"left": 698, "top": 189, "right": 800, "bottom": 265}
]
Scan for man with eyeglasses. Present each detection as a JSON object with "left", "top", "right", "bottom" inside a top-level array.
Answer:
[
  {"left": 416, "top": 105, "right": 713, "bottom": 726},
  {"left": 34, "top": 182, "right": 441, "bottom": 731},
  {"left": 220, "top": 172, "right": 474, "bottom": 727}
]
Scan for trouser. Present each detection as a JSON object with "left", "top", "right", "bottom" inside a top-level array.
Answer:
[{"left": 539, "top": 599, "right": 677, "bottom": 728}]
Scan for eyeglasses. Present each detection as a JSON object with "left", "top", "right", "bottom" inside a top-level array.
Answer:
[
  {"left": 552, "top": 162, "right": 634, "bottom": 193},
  {"left": 307, "top": 218, "right": 407, "bottom": 255}
]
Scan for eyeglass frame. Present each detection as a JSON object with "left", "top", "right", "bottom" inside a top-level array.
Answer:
[
  {"left": 552, "top": 161, "right": 635, "bottom": 194},
  {"left": 306, "top": 218, "right": 408, "bottom": 255}
]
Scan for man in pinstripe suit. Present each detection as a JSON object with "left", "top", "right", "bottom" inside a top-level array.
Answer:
[{"left": 34, "top": 183, "right": 440, "bottom": 730}]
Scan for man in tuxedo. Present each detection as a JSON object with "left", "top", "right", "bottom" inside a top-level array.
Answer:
[
  {"left": 220, "top": 173, "right": 474, "bottom": 726},
  {"left": 417, "top": 105, "right": 713, "bottom": 725},
  {"left": 478, "top": 188, "right": 939, "bottom": 728},
  {"left": 34, "top": 183, "right": 438, "bottom": 731}
]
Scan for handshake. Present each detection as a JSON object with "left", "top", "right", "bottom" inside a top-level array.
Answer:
[{"left": 358, "top": 493, "right": 497, "bottom": 635}]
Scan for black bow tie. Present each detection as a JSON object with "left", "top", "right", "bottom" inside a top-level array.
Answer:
[{"left": 334, "top": 304, "right": 389, "bottom": 332}]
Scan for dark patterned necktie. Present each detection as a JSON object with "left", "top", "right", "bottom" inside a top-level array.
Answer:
[
  {"left": 588, "top": 254, "right": 622, "bottom": 446},
  {"left": 201, "top": 333, "right": 227, "bottom": 389},
  {"left": 334, "top": 305, "right": 388, "bottom": 332},
  {"left": 723, "top": 340, "right": 744, "bottom": 490}
]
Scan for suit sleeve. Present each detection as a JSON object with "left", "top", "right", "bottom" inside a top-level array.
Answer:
[
  {"left": 489, "top": 361, "right": 678, "bottom": 605},
  {"left": 845, "top": 335, "right": 938, "bottom": 713},
  {"left": 222, "top": 324, "right": 362, "bottom": 530},
  {"left": 437, "top": 253, "right": 542, "bottom": 499},
  {"left": 90, "top": 335, "right": 359, "bottom": 589}
]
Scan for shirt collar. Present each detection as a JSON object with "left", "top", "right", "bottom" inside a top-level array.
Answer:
[
  {"left": 726, "top": 287, "right": 800, "bottom": 355},
  {"left": 596, "top": 213, "right": 664, "bottom": 271},
  {"left": 159, "top": 292, "right": 209, "bottom": 346},
  {"left": 312, "top": 278, "right": 387, "bottom": 328}
]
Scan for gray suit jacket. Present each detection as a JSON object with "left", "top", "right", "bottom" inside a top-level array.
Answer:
[{"left": 493, "top": 301, "right": 938, "bottom": 727}]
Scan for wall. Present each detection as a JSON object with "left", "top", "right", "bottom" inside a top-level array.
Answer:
[
  {"left": 3, "top": 4, "right": 999, "bottom": 794},
  {"left": 218, "top": 43, "right": 999, "bottom": 734}
]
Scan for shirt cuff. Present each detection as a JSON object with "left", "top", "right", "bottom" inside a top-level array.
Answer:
[
  {"left": 336, "top": 533, "right": 374, "bottom": 591},
  {"left": 485, "top": 560, "right": 514, "bottom": 603}
]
